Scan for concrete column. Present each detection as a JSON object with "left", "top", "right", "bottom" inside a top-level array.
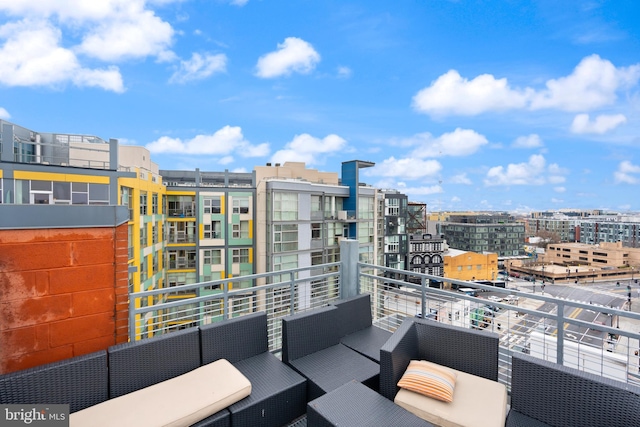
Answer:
[{"left": 340, "top": 239, "right": 360, "bottom": 298}]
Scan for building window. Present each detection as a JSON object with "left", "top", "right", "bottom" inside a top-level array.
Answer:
[
  {"left": 233, "top": 197, "right": 250, "bottom": 214},
  {"left": 274, "top": 224, "right": 298, "bottom": 252},
  {"left": 312, "top": 223, "right": 322, "bottom": 239},
  {"left": 311, "top": 251, "right": 323, "bottom": 265},
  {"left": 140, "top": 224, "right": 147, "bottom": 247},
  {"left": 140, "top": 191, "right": 147, "bottom": 215},
  {"left": 152, "top": 193, "right": 158, "bottom": 214},
  {"left": 232, "top": 248, "right": 250, "bottom": 264},
  {"left": 232, "top": 220, "right": 250, "bottom": 239},
  {"left": 152, "top": 224, "right": 158, "bottom": 244},
  {"left": 204, "top": 221, "right": 222, "bottom": 239},
  {"left": 203, "top": 249, "right": 222, "bottom": 265},
  {"left": 273, "top": 192, "right": 298, "bottom": 221},
  {"left": 140, "top": 256, "right": 148, "bottom": 282},
  {"left": 203, "top": 197, "right": 221, "bottom": 214}
]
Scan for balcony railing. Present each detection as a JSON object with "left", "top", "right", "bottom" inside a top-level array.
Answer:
[
  {"left": 129, "top": 240, "right": 640, "bottom": 389},
  {"left": 166, "top": 232, "right": 196, "bottom": 244}
]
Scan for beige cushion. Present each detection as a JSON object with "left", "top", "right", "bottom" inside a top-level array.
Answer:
[
  {"left": 398, "top": 360, "right": 457, "bottom": 402},
  {"left": 70, "top": 359, "right": 251, "bottom": 427},
  {"left": 395, "top": 366, "right": 507, "bottom": 427}
]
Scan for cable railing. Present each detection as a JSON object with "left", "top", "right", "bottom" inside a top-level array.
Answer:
[{"left": 128, "top": 251, "right": 640, "bottom": 389}]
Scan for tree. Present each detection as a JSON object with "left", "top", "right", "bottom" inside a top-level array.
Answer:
[{"left": 533, "top": 230, "right": 562, "bottom": 248}]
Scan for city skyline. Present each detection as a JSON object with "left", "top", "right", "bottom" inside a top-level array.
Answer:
[{"left": 1, "top": 1, "right": 640, "bottom": 212}]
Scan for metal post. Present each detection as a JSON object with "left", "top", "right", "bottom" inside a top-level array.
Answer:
[
  {"left": 421, "top": 276, "right": 427, "bottom": 319},
  {"left": 340, "top": 239, "right": 359, "bottom": 299},
  {"left": 223, "top": 281, "right": 229, "bottom": 320},
  {"left": 290, "top": 271, "right": 296, "bottom": 316},
  {"left": 556, "top": 301, "right": 565, "bottom": 364},
  {"left": 129, "top": 294, "right": 136, "bottom": 341}
]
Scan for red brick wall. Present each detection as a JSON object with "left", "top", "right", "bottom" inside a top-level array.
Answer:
[{"left": 0, "top": 224, "right": 129, "bottom": 374}]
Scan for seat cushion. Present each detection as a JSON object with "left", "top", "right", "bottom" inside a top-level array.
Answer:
[
  {"left": 398, "top": 360, "right": 457, "bottom": 403},
  {"left": 70, "top": 359, "right": 251, "bottom": 427},
  {"left": 395, "top": 366, "right": 507, "bottom": 427}
]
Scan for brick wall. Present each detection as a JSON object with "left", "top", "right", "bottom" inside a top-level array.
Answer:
[{"left": 0, "top": 224, "right": 129, "bottom": 374}]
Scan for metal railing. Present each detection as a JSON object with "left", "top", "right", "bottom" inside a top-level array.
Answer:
[
  {"left": 128, "top": 246, "right": 640, "bottom": 388},
  {"left": 129, "top": 262, "right": 342, "bottom": 351}
]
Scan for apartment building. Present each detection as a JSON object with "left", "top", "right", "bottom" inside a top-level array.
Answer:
[
  {"left": 578, "top": 216, "right": 640, "bottom": 248},
  {"left": 439, "top": 213, "right": 526, "bottom": 257}
]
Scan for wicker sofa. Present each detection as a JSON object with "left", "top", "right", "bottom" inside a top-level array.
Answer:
[
  {"left": 380, "top": 317, "right": 508, "bottom": 427},
  {"left": 281, "top": 304, "right": 380, "bottom": 401},
  {"left": 332, "top": 293, "right": 392, "bottom": 363},
  {"left": 0, "top": 312, "right": 306, "bottom": 427},
  {"left": 507, "top": 352, "right": 640, "bottom": 427}
]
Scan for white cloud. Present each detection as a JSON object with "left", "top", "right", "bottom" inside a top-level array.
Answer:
[
  {"left": 413, "top": 55, "right": 640, "bottom": 116},
  {"left": 484, "top": 154, "right": 548, "bottom": 186},
  {"left": 0, "top": 20, "right": 124, "bottom": 92},
  {"left": 255, "top": 37, "right": 320, "bottom": 78},
  {"left": 449, "top": 173, "right": 472, "bottom": 185},
  {"left": 551, "top": 198, "right": 564, "bottom": 203},
  {"left": 367, "top": 157, "right": 442, "bottom": 180},
  {"left": 169, "top": 52, "right": 227, "bottom": 83},
  {"left": 219, "top": 156, "right": 234, "bottom": 165},
  {"left": 403, "top": 128, "right": 488, "bottom": 158},
  {"left": 614, "top": 160, "right": 640, "bottom": 184},
  {"left": 76, "top": 9, "right": 175, "bottom": 62},
  {"left": 0, "top": 107, "right": 10, "bottom": 119},
  {"left": 390, "top": 181, "right": 444, "bottom": 196},
  {"left": 271, "top": 133, "right": 346, "bottom": 165},
  {"left": 337, "top": 66, "right": 352, "bottom": 79},
  {"left": 512, "top": 134, "right": 543, "bottom": 148},
  {"left": 554, "top": 187, "right": 566, "bottom": 193},
  {"left": 0, "top": 1, "right": 176, "bottom": 62},
  {"left": 412, "top": 70, "right": 530, "bottom": 116},
  {"left": 230, "top": 0, "right": 249, "bottom": 6},
  {"left": 146, "top": 126, "right": 269, "bottom": 157},
  {"left": 570, "top": 113, "right": 627, "bottom": 134},
  {"left": 531, "top": 55, "right": 640, "bottom": 111}
]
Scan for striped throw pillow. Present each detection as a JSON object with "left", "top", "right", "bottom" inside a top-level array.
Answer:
[{"left": 397, "top": 360, "right": 457, "bottom": 402}]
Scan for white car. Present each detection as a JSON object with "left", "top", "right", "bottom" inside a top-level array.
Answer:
[{"left": 488, "top": 296, "right": 503, "bottom": 302}]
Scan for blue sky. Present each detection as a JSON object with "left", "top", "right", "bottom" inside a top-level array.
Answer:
[{"left": 1, "top": 1, "right": 640, "bottom": 212}]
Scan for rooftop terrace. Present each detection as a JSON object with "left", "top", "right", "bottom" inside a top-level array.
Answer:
[{"left": 3, "top": 239, "right": 640, "bottom": 425}]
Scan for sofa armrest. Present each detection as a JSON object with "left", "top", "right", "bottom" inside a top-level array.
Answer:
[
  {"left": 0, "top": 351, "right": 108, "bottom": 413},
  {"left": 379, "top": 318, "right": 419, "bottom": 400},
  {"left": 510, "top": 353, "right": 640, "bottom": 427}
]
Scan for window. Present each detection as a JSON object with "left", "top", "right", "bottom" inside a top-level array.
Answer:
[
  {"left": 204, "top": 221, "right": 222, "bottom": 239},
  {"left": 232, "top": 221, "right": 250, "bottom": 239},
  {"left": 152, "top": 251, "right": 159, "bottom": 274},
  {"left": 203, "top": 249, "right": 222, "bottom": 265},
  {"left": 152, "top": 193, "right": 158, "bottom": 214},
  {"left": 140, "top": 225, "right": 147, "bottom": 247},
  {"left": 232, "top": 248, "right": 250, "bottom": 264},
  {"left": 203, "top": 197, "right": 221, "bottom": 214},
  {"left": 273, "top": 192, "right": 298, "bottom": 221},
  {"left": 233, "top": 197, "right": 250, "bottom": 214},
  {"left": 274, "top": 224, "right": 298, "bottom": 252},
  {"left": 152, "top": 224, "right": 158, "bottom": 244},
  {"left": 140, "top": 256, "right": 148, "bottom": 282},
  {"left": 311, "top": 251, "right": 323, "bottom": 266},
  {"left": 140, "top": 191, "right": 147, "bottom": 215},
  {"left": 312, "top": 223, "right": 322, "bottom": 239},
  {"left": 53, "top": 182, "right": 71, "bottom": 204},
  {"left": 89, "top": 183, "right": 109, "bottom": 205}
]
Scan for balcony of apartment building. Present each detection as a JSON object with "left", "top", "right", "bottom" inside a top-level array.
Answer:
[
  {"left": 166, "top": 226, "right": 197, "bottom": 244},
  {"left": 3, "top": 240, "right": 640, "bottom": 426},
  {"left": 166, "top": 196, "right": 196, "bottom": 218}
]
